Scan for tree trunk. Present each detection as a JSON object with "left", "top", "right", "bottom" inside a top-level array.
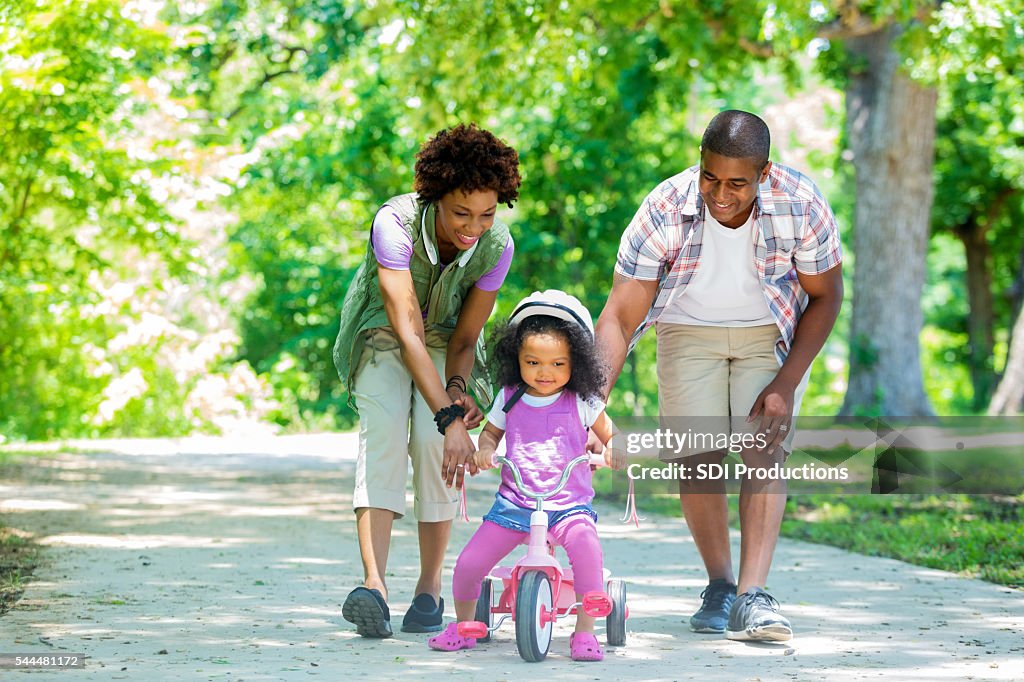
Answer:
[
  {"left": 999, "top": 213, "right": 1024, "bottom": 361},
  {"left": 989, "top": 243, "right": 1024, "bottom": 415},
  {"left": 989, "top": 302, "right": 1024, "bottom": 415},
  {"left": 839, "top": 25, "right": 937, "bottom": 417},
  {"left": 955, "top": 219, "right": 995, "bottom": 410}
]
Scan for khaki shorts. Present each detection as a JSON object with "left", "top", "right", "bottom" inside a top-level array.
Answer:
[
  {"left": 655, "top": 323, "right": 809, "bottom": 458},
  {"left": 351, "top": 327, "right": 458, "bottom": 522}
]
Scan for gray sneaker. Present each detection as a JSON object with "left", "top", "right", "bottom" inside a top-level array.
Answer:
[
  {"left": 725, "top": 587, "right": 792, "bottom": 642},
  {"left": 689, "top": 578, "right": 737, "bottom": 633}
]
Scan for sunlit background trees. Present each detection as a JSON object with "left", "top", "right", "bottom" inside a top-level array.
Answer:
[{"left": 2, "top": 0, "right": 1022, "bottom": 442}]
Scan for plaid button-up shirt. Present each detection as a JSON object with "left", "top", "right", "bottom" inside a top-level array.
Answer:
[{"left": 615, "top": 162, "right": 842, "bottom": 364}]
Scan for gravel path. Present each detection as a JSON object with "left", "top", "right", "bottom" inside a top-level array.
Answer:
[{"left": 1, "top": 434, "right": 1022, "bottom": 680}]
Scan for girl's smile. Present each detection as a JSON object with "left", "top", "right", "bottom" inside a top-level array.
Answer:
[{"left": 518, "top": 332, "right": 572, "bottom": 397}]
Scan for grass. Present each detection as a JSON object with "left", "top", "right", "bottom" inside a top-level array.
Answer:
[
  {"left": 0, "top": 451, "right": 44, "bottom": 615},
  {"left": 0, "top": 527, "right": 38, "bottom": 615},
  {"left": 782, "top": 493, "right": 1024, "bottom": 588},
  {"left": 594, "top": 470, "right": 1024, "bottom": 590}
]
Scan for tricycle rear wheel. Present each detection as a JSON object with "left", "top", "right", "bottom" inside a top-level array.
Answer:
[
  {"left": 606, "top": 579, "right": 627, "bottom": 646},
  {"left": 474, "top": 577, "right": 493, "bottom": 643}
]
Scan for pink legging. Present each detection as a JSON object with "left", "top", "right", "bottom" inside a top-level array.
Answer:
[{"left": 452, "top": 516, "right": 605, "bottom": 601}]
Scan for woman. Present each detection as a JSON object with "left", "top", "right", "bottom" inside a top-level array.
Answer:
[{"left": 333, "top": 123, "right": 521, "bottom": 638}]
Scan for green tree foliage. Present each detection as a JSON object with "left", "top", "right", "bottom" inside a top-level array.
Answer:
[
  {"left": 1, "top": 0, "right": 290, "bottom": 441},
  {"left": 161, "top": 0, "right": 1024, "bottom": 424},
  {"left": 162, "top": 1, "right": 414, "bottom": 427},
  {"left": 0, "top": 0, "right": 185, "bottom": 439},
  {"left": 925, "top": 3, "right": 1024, "bottom": 411},
  {"left": 168, "top": 2, "right": 804, "bottom": 423},
  {"left": 2, "top": 1, "right": 1021, "bottom": 440},
  {"left": 166, "top": 1, "right": 797, "bottom": 423}
]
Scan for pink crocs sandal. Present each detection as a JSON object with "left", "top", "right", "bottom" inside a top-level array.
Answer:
[
  {"left": 428, "top": 622, "right": 477, "bottom": 652},
  {"left": 569, "top": 631, "right": 604, "bottom": 661}
]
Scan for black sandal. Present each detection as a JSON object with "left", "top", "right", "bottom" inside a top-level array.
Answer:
[
  {"left": 342, "top": 587, "right": 393, "bottom": 638},
  {"left": 401, "top": 593, "right": 445, "bottom": 633}
]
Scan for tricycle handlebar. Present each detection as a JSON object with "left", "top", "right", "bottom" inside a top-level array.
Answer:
[{"left": 493, "top": 453, "right": 604, "bottom": 504}]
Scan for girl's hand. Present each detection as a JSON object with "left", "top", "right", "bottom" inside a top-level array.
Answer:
[{"left": 473, "top": 448, "right": 496, "bottom": 471}]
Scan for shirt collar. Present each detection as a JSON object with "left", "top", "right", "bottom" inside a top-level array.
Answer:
[
  {"left": 421, "top": 203, "right": 478, "bottom": 267},
  {"left": 756, "top": 172, "right": 778, "bottom": 215},
  {"left": 680, "top": 171, "right": 702, "bottom": 216}
]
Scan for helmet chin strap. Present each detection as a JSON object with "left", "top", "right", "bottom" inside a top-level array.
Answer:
[{"left": 502, "top": 383, "right": 529, "bottom": 413}]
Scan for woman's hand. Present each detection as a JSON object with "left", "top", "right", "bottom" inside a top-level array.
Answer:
[
  {"left": 441, "top": 420, "right": 477, "bottom": 489},
  {"left": 447, "top": 387, "right": 483, "bottom": 429}
]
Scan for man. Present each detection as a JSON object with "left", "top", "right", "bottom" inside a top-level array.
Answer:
[{"left": 596, "top": 110, "right": 843, "bottom": 641}]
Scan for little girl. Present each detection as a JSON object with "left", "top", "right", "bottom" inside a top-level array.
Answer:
[{"left": 427, "top": 290, "right": 622, "bottom": 661}]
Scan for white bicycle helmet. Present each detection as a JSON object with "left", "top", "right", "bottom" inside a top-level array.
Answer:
[{"left": 508, "top": 289, "right": 594, "bottom": 339}]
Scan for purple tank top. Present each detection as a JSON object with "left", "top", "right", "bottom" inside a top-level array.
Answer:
[{"left": 499, "top": 385, "right": 593, "bottom": 511}]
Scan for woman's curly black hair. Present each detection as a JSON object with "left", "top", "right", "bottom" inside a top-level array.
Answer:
[
  {"left": 488, "top": 315, "right": 608, "bottom": 403},
  {"left": 414, "top": 123, "right": 521, "bottom": 207}
]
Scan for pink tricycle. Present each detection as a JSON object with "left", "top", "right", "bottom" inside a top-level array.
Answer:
[{"left": 458, "top": 453, "right": 628, "bottom": 662}]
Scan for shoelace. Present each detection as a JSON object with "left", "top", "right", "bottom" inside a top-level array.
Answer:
[
  {"left": 700, "top": 584, "right": 735, "bottom": 611},
  {"left": 746, "top": 590, "right": 780, "bottom": 612}
]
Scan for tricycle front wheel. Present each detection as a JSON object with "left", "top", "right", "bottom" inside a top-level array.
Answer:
[{"left": 515, "top": 570, "right": 553, "bottom": 662}]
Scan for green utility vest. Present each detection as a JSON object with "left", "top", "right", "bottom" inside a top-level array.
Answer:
[{"left": 332, "top": 193, "right": 508, "bottom": 410}]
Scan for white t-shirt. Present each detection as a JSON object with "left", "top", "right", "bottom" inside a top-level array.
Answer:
[
  {"left": 485, "top": 389, "right": 604, "bottom": 431},
  {"left": 659, "top": 210, "right": 775, "bottom": 327}
]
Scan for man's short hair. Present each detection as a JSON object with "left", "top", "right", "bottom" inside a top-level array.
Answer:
[{"left": 701, "top": 110, "right": 771, "bottom": 169}]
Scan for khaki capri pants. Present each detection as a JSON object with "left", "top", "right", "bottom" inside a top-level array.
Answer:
[{"left": 351, "top": 327, "right": 459, "bottom": 522}]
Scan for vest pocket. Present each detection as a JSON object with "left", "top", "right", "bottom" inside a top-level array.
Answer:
[{"left": 366, "top": 327, "right": 401, "bottom": 353}]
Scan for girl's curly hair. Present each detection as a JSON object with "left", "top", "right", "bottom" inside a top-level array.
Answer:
[
  {"left": 414, "top": 123, "right": 521, "bottom": 207},
  {"left": 489, "top": 315, "right": 607, "bottom": 403}
]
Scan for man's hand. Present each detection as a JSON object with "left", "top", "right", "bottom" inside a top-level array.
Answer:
[
  {"left": 747, "top": 376, "right": 796, "bottom": 455},
  {"left": 603, "top": 445, "right": 627, "bottom": 471}
]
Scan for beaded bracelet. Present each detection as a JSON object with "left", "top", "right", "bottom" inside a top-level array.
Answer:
[{"left": 434, "top": 404, "right": 467, "bottom": 435}]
